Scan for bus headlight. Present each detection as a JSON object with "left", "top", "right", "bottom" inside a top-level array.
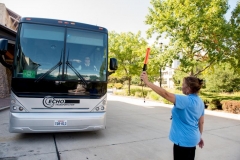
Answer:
[{"left": 11, "top": 105, "right": 27, "bottom": 112}]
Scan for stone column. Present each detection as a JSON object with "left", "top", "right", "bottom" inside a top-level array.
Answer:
[{"left": 0, "top": 63, "right": 9, "bottom": 98}]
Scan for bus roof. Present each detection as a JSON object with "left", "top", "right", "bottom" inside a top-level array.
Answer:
[{"left": 20, "top": 17, "right": 108, "bottom": 33}]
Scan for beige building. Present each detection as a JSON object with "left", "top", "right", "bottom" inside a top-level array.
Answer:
[
  {"left": 0, "top": 3, "right": 21, "bottom": 98},
  {"left": 0, "top": 3, "right": 20, "bottom": 31}
]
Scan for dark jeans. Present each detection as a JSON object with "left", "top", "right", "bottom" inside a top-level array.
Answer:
[{"left": 173, "top": 144, "right": 196, "bottom": 160}]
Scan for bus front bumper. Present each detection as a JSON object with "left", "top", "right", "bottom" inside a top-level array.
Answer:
[{"left": 9, "top": 112, "right": 106, "bottom": 133}]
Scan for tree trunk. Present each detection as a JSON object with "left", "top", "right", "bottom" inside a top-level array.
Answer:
[{"left": 128, "top": 76, "right": 131, "bottom": 96}]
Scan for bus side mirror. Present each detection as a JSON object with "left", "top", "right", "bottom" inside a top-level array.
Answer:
[
  {"left": 0, "top": 39, "right": 12, "bottom": 69},
  {"left": 109, "top": 58, "right": 118, "bottom": 70},
  {"left": 0, "top": 39, "right": 8, "bottom": 55}
]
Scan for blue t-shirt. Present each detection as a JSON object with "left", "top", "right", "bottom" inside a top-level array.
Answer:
[{"left": 169, "top": 94, "right": 204, "bottom": 147}]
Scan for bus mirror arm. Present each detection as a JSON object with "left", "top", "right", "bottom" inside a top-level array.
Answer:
[
  {"left": 0, "top": 54, "right": 12, "bottom": 69},
  {"left": 0, "top": 39, "right": 12, "bottom": 69},
  {"left": 107, "top": 70, "right": 115, "bottom": 76}
]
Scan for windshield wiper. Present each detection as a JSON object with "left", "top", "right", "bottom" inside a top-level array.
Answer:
[
  {"left": 65, "top": 50, "right": 88, "bottom": 87},
  {"left": 35, "top": 51, "right": 63, "bottom": 83}
]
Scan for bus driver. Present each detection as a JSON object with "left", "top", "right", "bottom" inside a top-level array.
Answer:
[{"left": 78, "top": 56, "right": 97, "bottom": 71}]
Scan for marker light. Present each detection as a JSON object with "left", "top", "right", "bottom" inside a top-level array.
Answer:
[
  {"left": 102, "top": 99, "right": 106, "bottom": 105},
  {"left": 19, "top": 107, "right": 23, "bottom": 111},
  {"left": 11, "top": 99, "right": 16, "bottom": 104}
]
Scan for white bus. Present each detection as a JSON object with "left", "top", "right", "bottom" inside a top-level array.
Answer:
[{"left": 0, "top": 17, "right": 117, "bottom": 133}]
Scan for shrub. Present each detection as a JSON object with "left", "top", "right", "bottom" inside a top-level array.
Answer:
[
  {"left": 129, "top": 87, "right": 150, "bottom": 98},
  {"left": 114, "top": 90, "right": 128, "bottom": 96},
  {"left": 158, "top": 97, "right": 173, "bottom": 104},
  {"left": 107, "top": 83, "right": 114, "bottom": 88},
  {"left": 207, "top": 103, "right": 217, "bottom": 110},
  {"left": 129, "top": 88, "right": 140, "bottom": 95},
  {"left": 114, "top": 83, "right": 123, "bottom": 89},
  {"left": 201, "top": 98, "right": 211, "bottom": 109},
  {"left": 202, "top": 98, "right": 222, "bottom": 110},
  {"left": 130, "top": 88, "right": 141, "bottom": 97},
  {"left": 148, "top": 91, "right": 160, "bottom": 101},
  {"left": 211, "top": 98, "right": 222, "bottom": 110},
  {"left": 134, "top": 91, "right": 142, "bottom": 98},
  {"left": 221, "top": 100, "right": 240, "bottom": 114}
]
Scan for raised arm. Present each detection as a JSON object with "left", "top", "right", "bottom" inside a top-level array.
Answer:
[{"left": 140, "top": 71, "right": 175, "bottom": 104}]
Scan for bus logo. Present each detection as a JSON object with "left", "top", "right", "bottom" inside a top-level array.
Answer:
[{"left": 43, "top": 96, "right": 65, "bottom": 108}]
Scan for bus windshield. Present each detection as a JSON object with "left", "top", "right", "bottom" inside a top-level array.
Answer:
[{"left": 15, "top": 23, "right": 108, "bottom": 81}]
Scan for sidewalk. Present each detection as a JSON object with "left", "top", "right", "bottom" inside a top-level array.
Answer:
[
  {"left": 108, "top": 93, "right": 240, "bottom": 121},
  {"left": 0, "top": 95, "right": 10, "bottom": 111}
]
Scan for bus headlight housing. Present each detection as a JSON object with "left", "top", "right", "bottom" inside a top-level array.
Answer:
[
  {"left": 10, "top": 97, "right": 28, "bottom": 112},
  {"left": 91, "top": 98, "right": 107, "bottom": 112}
]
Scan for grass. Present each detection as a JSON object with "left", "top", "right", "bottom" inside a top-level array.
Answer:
[{"left": 199, "top": 90, "right": 240, "bottom": 101}]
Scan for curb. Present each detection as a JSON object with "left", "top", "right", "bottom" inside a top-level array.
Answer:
[{"left": 0, "top": 106, "right": 10, "bottom": 111}]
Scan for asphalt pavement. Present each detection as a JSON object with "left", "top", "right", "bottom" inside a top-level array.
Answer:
[{"left": 0, "top": 93, "right": 239, "bottom": 160}]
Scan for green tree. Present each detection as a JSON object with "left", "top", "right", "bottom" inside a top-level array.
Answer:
[
  {"left": 204, "top": 63, "right": 240, "bottom": 92},
  {"left": 172, "top": 68, "right": 188, "bottom": 89},
  {"left": 145, "top": 0, "right": 230, "bottom": 76},
  {"left": 109, "top": 31, "right": 148, "bottom": 95},
  {"left": 228, "top": 1, "right": 240, "bottom": 72}
]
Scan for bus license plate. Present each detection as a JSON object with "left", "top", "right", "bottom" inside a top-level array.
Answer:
[{"left": 54, "top": 120, "right": 67, "bottom": 126}]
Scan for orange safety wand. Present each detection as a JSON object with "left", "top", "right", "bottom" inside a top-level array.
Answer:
[{"left": 143, "top": 48, "right": 151, "bottom": 71}]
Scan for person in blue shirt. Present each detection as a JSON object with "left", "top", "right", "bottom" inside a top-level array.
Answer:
[{"left": 140, "top": 71, "right": 204, "bottom": 160}]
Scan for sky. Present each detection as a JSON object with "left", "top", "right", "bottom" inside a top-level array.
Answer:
[
  {"left": 0, "top": 0, "right": 238, "bottom": 44},
  {"left": 0, "top": 0, "right": 150, "bottom": 34}
]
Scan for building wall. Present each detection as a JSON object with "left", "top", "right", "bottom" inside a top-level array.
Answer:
[
  {"left": 162, "top": 60, "right": 180, "bottom": 88},
  {"left": 0, "top": 3, "right": 19, "bottom": 98},
  {"left": 154, "top": 60, "right": 180, "bottom": 89},
  {"left": 0, "top": 4, "right": 6, "bottom": 26},
  {"left": 0, "top": 3, "right": 19, "bottom": 31}
]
